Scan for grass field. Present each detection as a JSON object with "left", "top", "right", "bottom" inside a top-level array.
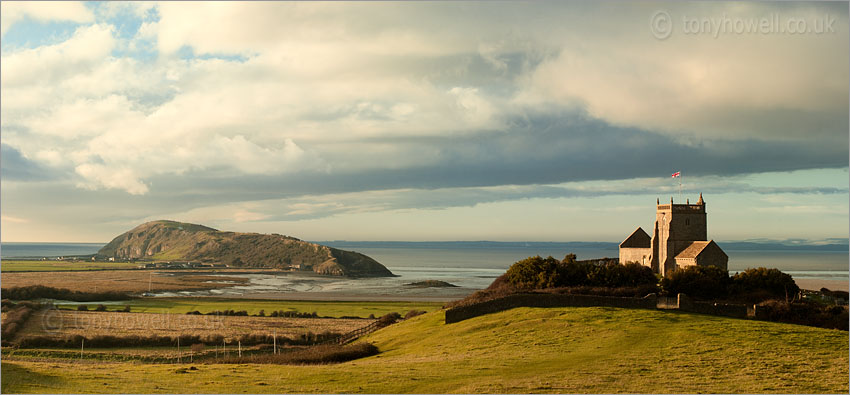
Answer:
[
  {"left": 19, "top": 310, "right": 370, "bottom": 340},
  {"left": 0, "top": 271, "right": 249, "bottom": 293},
  {"left": 2, "top": 306, "right": 847, "bottom": 393},
  {"left": 103, "top": 297, "right": 444, "bottom": 318},
  {"left": 1, "top": 260, "right": 139, "bottom": 272}
]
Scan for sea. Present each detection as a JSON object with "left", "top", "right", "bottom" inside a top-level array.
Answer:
[{"left": 2, "top": 242, "right": 847, "bottom": 298}]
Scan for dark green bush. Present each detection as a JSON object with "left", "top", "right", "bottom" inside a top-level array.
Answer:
[
  {"left": 505, "top": 255, "right": 562, "bottom": 290},
  {"left": 757, "top": 299, "right": 848, "bottom": 330},
  {"left": 77, "top": 305, "right": 88, "bottom": 311},
  {"left": 214, "top": 343, "right": 379, "bottom": 364},
  {"left": 660, "top": 265, "right": 731, "bottom": 300},
  {"left": 731, "top": 267, "right": 799, "bottom": 302},
  {"left": 504, "top": 255, "right": 658, "bottom": 290},
  {"left": 95, "top": 304, "right": 107, "bottom": 312}
]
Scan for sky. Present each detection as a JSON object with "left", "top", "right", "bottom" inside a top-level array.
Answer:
[{"left": 0, "top": 1, "right": 848, "bottom": 243}]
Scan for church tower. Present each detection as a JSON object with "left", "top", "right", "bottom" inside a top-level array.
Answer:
[{"left": 649, "top": 193, "right": 707, "bottom": 276}]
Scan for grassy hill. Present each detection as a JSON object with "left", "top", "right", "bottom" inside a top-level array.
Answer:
[
  {"left": 97, "top": 220, "right": 393, "bottom": 277},
  {"left": 2, "top": 306, "right": 847, "bottom": 393}
]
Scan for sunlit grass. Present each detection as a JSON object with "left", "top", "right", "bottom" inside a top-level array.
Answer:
[
  {"left": 1, "top": 260, "right": 139, "bottom": 272},
  {"left": 78, "top": 297, "right": 444, "bottom": 318},
  {"left": 2, "top": 306, "right": 846, "bottom": 393}
]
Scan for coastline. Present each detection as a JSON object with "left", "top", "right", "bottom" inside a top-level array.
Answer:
[{"left": 794, "top": 278, "right": 849, "bottom": 292}]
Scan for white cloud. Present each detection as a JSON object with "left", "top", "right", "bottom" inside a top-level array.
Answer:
[
  {"left": 1, "top": 2, "right": 846, "bottom": 202},
  {"left": 1, "top": 24, "right": 115, "bottom": 88},
  {"left": 0, "top": 1, "right": 94, "bottom": 36}
]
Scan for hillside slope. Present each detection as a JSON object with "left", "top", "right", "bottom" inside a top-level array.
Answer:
[
  {"left": 97, "top": 220, "right": 393, "bottom": 277},
  {"left": 3, "top": 307, "right": 846, "bottom": 393}
]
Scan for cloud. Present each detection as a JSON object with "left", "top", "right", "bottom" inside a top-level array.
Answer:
[
  {"left": 0, "top": 144, "right": 57, "bottom": 181},
  {"left": 0, "top": 1, "right": 94, "bottom": 36},
  {"left": 1, "top": 2, "right": 847, "bottom": 242}
]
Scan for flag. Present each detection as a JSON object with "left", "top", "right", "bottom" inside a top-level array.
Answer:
[{"left": 671, "top": 171, "right": 681, "bottom": 178}]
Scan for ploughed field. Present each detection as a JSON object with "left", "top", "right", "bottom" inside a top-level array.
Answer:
[
  {"left": 2, "top": 306, "right": 847, "bottom": 393},
  {"left": 19, "top": 310, "right": 369, "bottom": 340}
]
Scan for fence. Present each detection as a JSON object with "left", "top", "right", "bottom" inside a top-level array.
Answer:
[
  {"left": 445, "top": 292, "right": 751, "bottom": 324},
  {"left": 322, "top": 320, "right": 383, "bottom": 345}
]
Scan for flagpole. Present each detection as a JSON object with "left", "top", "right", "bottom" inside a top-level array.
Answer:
[{"left": 679, "top": 173, "right": 683, "bottom": 201}]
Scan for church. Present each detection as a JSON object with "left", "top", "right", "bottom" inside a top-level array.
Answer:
[{"left": 619, "top": 194, "right": 728, "bottom": 276}]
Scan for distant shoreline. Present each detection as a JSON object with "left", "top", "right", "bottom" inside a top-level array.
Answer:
[{"left": 794, "top": 278, "right": 849, "bottom": 292}]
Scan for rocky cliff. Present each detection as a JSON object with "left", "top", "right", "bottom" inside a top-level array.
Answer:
[{"left": 97, "top": 220, "right": 394, "bottom": 277}]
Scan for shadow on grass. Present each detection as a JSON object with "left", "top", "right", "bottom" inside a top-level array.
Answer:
[{"left": 1, "top": 361, "right": 64, "bottom": 393}]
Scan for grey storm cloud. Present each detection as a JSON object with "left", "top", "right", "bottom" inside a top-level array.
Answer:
[
  {"left": 0, "top": 144, "right": 57, "bottom": 181},
  {"left": 138, "top": 109, "right": 847, "bottom": 201}
]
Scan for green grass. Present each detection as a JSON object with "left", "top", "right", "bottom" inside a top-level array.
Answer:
[
  {"left": 2, "top": 306, "right": 847, "bottom": 393},
  {"left": 1, "top": 260, "right": 139, "bottom": 272},
  {"left": 54, "top": 297, "right": 443, "bottom": 318}
]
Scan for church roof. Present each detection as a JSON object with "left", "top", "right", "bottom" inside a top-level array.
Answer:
[
  {"left": 675, "top": 240, "right": 726, "bottom": 259},
  {"left": 620, "top": 227, "right": 651, "bottom": 248}
]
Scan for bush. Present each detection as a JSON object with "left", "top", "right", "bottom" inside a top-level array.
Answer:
[
  {"left": 660, "top": 265, "right": 731, "bottom": 300},
  {"left": 122, "top": 305, "right": 131, "bottom": 312},
  {"left": 731, "top": 267, "right": 799, "bottom": 302},
  {"left": 542, "top": 283, "right": 659, "bottom": 297},
  {"left": 504, "top": 255, "right": 658, "bottom": 291},
  {"left": 214, "top": 343, "right": 379, "bottom": 365},
  {"left": 505, "top": 256, "right": 562, "bottom": 290},
  {"left": 15, "top": 331, "right": 342, "bottom": 349},
  {"left": 376, "top": 312, "right": 401, "bottom": 327},
  {"left": 403, "top": 310, "right": 426, "bottom": 319},
  {"left": 268, "top": 310, "right": 319, "bottom": 318},
  {"left": 95, "top": 304, "right": 107, "bottom": 312},
  {"left": 756, "top": 299, "right": 848, "bottom": 330},
  {"left": 1, "top": 285, "right": 129, "bottom": 302},
  {"left": 0, "top": 301, "right": 37, "bottom": 344},
  {"left": 77, "top": 305, "right": 88, "bottom": 311}
]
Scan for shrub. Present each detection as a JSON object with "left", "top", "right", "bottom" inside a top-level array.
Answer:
[
  {"left": 95, "top": 304, "right": 107, "bottom": 312},
  {"left": 1, "top": 285, "right": 129, "bottom": 302},
  {"left": 660, "top": 265, "right": 731, "bottom": 300},
  {"left": 542, "top": 284, "right": 659, "bottom": 297},
  {"left": 376, "top": 312, "right": 401, "bottom": 327},
  {"left": 122, "top": 305, "right": 131, "bottom": 312},
  {"left": 403, "top": 310, "right": 426, "bottom": 319},
  {"left": 756, "top": 299, "right": 848, "bottom": 330},
  {"left": 214, "top": 343, "right": 379, "bottom": 365},
  {"left": 504, "top": 255, "right": 658, "bottom": 291},
  {"left": 77, "top": 305, "right": 89, "bottom": 311},
  {"left": 505, "top": 255, "right": 562, "bottom": 290},
  {"left": 731, "top": 267, "right": 799, "bottom": 302},
  {"left": 1, "top": 301, "right": 39, "bottom": 341}
]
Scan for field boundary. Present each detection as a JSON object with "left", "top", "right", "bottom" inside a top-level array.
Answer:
[{"left": 444, "top": 293, "right": 750, "bottom": 323}]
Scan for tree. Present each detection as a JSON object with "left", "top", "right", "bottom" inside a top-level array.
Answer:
[
  {"left": 505, "top": 255, "right": 562, "bottom": 289},
  {"left": 661, "top": 265, "right": 731, "bottom": 300},
  {"left": 731, "top": 267, "right": 799, "bottom": 302}
]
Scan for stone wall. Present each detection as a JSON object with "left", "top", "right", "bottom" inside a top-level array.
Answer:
[
  {"left": 619, "top": 247, "right": 652, "bottom": 267},
  {"left": 444, "top": 292, "right": 750, "bottom": 324},
  {"left": 444, "top": 293, "right": 658, "bottom": 324}
]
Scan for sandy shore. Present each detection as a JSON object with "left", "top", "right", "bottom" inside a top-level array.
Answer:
[{"left": 794, "top": 278, "right": 848, "bottom": 292}]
